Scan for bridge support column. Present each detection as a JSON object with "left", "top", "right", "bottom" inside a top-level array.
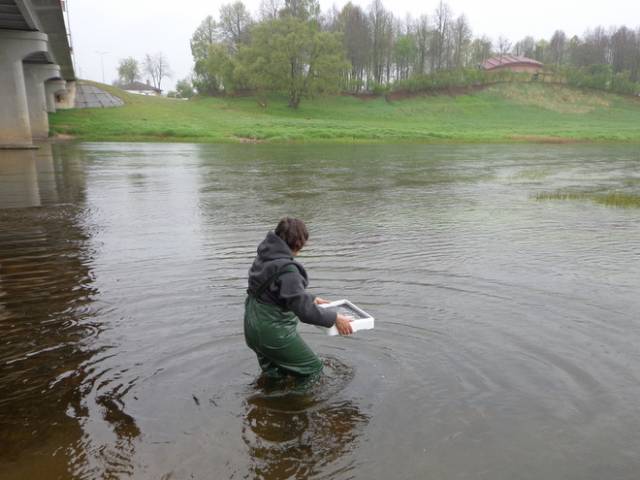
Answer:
[
  {"left": 23, "top": 63, "right": 61, "bottom": 140},
  {"left": 55, "top": 80, "right": 76, "bottom": 109},
  {"left": 45, "top": 79, "right": 67, "bottom": 113},
  {"left": 0, "top": 30, "right": 48, "bottom": 149}
]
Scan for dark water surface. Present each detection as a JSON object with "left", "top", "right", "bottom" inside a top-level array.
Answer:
[{"left": 1, "top": 142, "right": 639, "bottom": 479}]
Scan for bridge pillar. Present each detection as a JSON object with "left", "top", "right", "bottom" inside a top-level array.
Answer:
[
  {"left": 0, "top": 30, "right": 49, "bottom": 149},
  {"left": 45, "top": 79, "right": 67, "bottom": 113},
  {"left": 55, "top": 80, "right": 76, "bottom": 109},
  {"left": 23, "top": 63, "right": 61, "bottom": 140}
]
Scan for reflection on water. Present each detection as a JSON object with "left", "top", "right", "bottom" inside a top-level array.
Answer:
[
  {"left": 0, "top": 144, "right": 99, "bottom": 478},
  {"left": 0, "top": 144, "right": 141, "bottom": 479},
  {"left": 243, "top": 358, "right": 369, "bottom": 479},
  {"left": 1, "top": 142, "right": 639, "bottom": 479}
]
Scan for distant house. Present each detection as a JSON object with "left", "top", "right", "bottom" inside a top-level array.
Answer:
[
  {"left": 121, "top": 81, "right": 161, "bottom": 96},
  {"left": 481, "top": 55, "right": 543, "bottom": 74}
]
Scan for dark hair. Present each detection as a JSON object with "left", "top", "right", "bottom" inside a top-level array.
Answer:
[{"left": 275, "top": 217, "right": 309, "bottom": 253}]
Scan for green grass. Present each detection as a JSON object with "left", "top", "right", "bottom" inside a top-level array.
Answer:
[
  {"left": 535, "top": 191, "right": 640, "bottom": 208},
  {"left": 49, "top": 81, "right": 640, "bottom": 144}
]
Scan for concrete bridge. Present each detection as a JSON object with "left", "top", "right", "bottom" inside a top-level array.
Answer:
[{"left": 1, "top": 0, "right": 75, "bottom": 148}]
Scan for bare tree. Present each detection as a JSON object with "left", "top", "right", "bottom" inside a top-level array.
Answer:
[
  {"left": 610, "top": 26, "right": 636, "bottom": 74},
  {"left": 414, "top": 14, "right": 429, "bottom": 74},
  {"left": 431, "top": 1, "right": 451, "bottom": 71},
  {"left": 368, "top": 0, "right": 393, "bottom": 84},
  {"left": 143, "top": 52, "right": 171, "bottom": 91},
  {"left": 514, "top": 36, "right": 535, "bottom": 57},
  {"left": 549, "top": 30, "right": 567, "bottom": 66},
  {"left": 258, "top": 0, "right": 283, "bottom": 20},
  {"left": 337, "top": 2, "right": 371, "bottom": 91},
  {"left": 452, "top": 15, "right": 472, "bottom": 68},
  {"left": 496, "top": 36, "right": 512, "bottom": 57}
]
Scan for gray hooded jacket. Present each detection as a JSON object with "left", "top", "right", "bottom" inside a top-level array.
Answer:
[{"left": 247, "top": 231, "right": 337, "bottom": 328}]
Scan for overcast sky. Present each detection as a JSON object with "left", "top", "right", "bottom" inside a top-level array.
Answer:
[{"left": 70, "top": 0, "right": 639, "bottom": 90}]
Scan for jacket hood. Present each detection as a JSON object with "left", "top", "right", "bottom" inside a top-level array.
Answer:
[
  {"left": 248, "top": 231, "right": 309, "bottom": 298},
  {"left": 256, "top": 231, "right": 294, "bottom": 262}
]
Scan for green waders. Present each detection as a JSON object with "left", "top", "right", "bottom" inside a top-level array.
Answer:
[{"left": 244, "top": 265, "right": 323, "bottom": 380}]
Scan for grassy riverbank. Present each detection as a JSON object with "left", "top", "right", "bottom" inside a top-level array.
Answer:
[{"left": 49, "top": 82, "right": 640, "bottom": 143}]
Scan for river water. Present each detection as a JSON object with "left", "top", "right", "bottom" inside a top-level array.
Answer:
[{"left": 1, "top": 142, "right": 639, "bottom": 479}]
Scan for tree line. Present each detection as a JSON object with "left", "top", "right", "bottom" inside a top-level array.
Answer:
[{"left": 153, "top": 0, "right": 640, "bottom": 106}]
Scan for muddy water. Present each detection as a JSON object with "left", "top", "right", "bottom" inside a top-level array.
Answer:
[{"left": 1, "top": 142, "right": 639, "bottom": 479}]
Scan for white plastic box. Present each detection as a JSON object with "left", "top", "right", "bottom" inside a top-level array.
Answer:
[{"left": 317, "top": 299, "right": 374, "bottom": 336}]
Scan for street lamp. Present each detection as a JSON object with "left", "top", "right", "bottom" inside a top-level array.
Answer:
[{"left": 95, "top": 51, "right": 109, "bottom": 83}]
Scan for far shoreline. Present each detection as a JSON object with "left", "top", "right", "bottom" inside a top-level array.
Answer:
[{"left": 49, "top": 82, "right": 640, "bottom": 145}]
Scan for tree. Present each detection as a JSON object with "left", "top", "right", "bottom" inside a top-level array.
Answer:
[
  {"left": 117, "top": 57, "right": 139, "bottom": 84},
  {"left": 496, "top": 36, "right": 512, "bottom": 57},
  {"left": 204, "top": 43, "right": 242, "bottom": 93},
  {"left": 534, "top": 39, "right": 548, "bottom": 63},
  {"left": 191, "top": 16, "right": 222, "bottom": 95},
  {"left": 393, "top": 33, "right": 416, "bottom": 80},
  {"left": 143, "top": 52, "right": 171, "bottom": 91},
  {"left": 610, "top": 26, "right": 637, "bottom": 75},
  {"left": 470, "top": 36, "right": 492, "bottom": 66},
  {"left": 549, "top": 30, "right": 567, "bottom": 66},
  {"left": 238, "top": 17, "right": 347, "bottom": 108},
  {"left": 431, "top": 1, "right": 452, "bottom": 71},
  {"left": 581, "top": 26, "right": 610, "bottom": 65},
  {"left": 451, "top": 15, "right": 471, "bottom": 68},
  {"left": 414, "top": 15, "right": 430, "bottom": 74},
  {"left": 175, "top": 78, "right": 195, "bottom": 98},
  {"left": 514, "top": 36, "right": 535, "bottom": 58},
  {"left": 259, "top": 0, "right": 283, "bottom": 20},
  {"left": 191, "top": 16, "right": 218, "bottom": 61},
  {"left": 280, "top": 0, "right": 320, "bottom": 21},
  {"left": 336, "top": 2, "right": 371, "bottom": 91},
  {"left": 369, "top": 0, "right": 393, "bottom": 84},
  {"left": 218, "top": 1, "right": 253, "bottom": 52}
]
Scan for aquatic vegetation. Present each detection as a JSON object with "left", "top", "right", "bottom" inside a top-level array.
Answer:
[
  {"left": 535, "top": 191, "right": 640, "bottom": 208},
  {"left": 513, "top": 168, "right": 553, "bottom": 181}
]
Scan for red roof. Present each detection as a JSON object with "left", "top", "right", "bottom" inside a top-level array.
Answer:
[{"left": 482, "top": 55, "right": 543, "bottom": 70}]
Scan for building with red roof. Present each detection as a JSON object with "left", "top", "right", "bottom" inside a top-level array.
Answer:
[{"left": 481, "top": 55, "right": 544, "bottom": 74}]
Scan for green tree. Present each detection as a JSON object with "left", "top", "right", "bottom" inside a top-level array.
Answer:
[
  {"left": 239, "top": 17, "right": 347, "bottom": 108},
  {"left": 514, "top": 36, "right": 536, "bottom": 58},
  {"left": 393, "top": 34, "right": 416, "bottom": 80},
  {"left": 191, "top": 16, "right": 220, "bottom": 94},
  {"left": 218, "top": 1, "right": 253, "bottom": 52},
  {"left": 336, "top": 2, "right": 371, "bottom": 92},
  {"left": 281, "top": 0, "right": 320, "bottom": 21},
  {"left": 451, "top": 15, "right": 471, "bottom": 68},
  {"left": 469, "top": 36, "right": 492, "bottom": 66},
  {"left": 117, "top": 57, "right": 139, "bottom": 84},
  {"left": 176, "top": 78, "right": 195, "bottom": 98},
  {"left": 202, "top": 43, "right": 246, "bottom": 93},
  {"left": 191, "top": 16, "right": 218, "bottom": 61}
]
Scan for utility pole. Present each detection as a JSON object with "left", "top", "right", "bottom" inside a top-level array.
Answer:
[{"left": 95, "top": 51, "right": 109, "bottom": 83}]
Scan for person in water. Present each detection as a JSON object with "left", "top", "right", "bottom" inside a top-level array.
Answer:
[{"left": 244, "top": 217, "right": 353, "bottom": 381}]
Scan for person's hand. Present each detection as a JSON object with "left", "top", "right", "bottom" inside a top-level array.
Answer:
[
  {"left": 335, "top": 314, "right": 353, "bottom": 336},
  {"left": 314, "top": 297, "right": 330, "bottom": 305}
]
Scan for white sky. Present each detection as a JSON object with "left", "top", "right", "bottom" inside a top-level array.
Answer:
[{"left": 69, "top": 0, "right": 639, "bottom": 90}]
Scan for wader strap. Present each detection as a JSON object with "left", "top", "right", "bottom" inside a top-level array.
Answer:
[{"left": 248, "top": 262, "right": 299, "bottom": 298}]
